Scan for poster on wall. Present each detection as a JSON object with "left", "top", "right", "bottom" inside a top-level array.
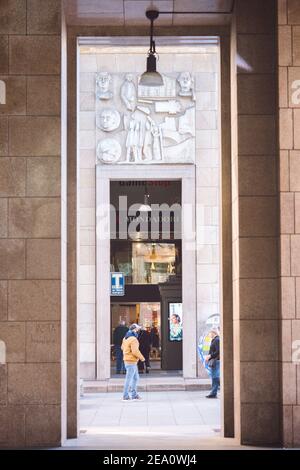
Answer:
[
  {"left": 169, "top": 303, "right": 183, "bottom": 341},
  {"left": 198, "top": 314, "right": 220, "bottom": 376}
]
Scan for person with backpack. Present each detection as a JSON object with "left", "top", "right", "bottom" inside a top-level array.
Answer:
[{"left": 121, "top": 323, "right": 145, "bottom": 401}]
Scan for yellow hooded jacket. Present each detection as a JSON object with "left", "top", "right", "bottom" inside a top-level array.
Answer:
[{"left": 121, "top": 333, "right": 145, "bottom": 364}]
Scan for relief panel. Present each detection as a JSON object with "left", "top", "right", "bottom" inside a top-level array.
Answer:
[{"left": 95, "top": 72, "right": 196, "bottom": 165}]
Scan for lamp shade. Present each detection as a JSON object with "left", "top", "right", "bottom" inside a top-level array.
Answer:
[
  {"left": 139, "top": 54, "right": 164, "bottom": 87},
  {"left": 138, "top": 203, "right": 152, "bottom": 212},
  {"left": 137, "top": 192, "right": 152, "bottom": 212}
]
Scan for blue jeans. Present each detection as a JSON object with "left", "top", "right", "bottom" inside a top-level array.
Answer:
[
  {"left": 210, "top": 360, "right": 220, "bottom": 396},
  {"left": 115, "top": 345, "right": 125, "bottom": 373},
  {"left": 123, "top": 364, "right": 139, "bottom": 399}
]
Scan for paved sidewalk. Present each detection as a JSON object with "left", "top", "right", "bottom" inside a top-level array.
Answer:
[
  {"left": 80, "top": 390, "right": 220, "bottom": 427},
  {"left": 65, "top": 390, "right": 225, "bottom": 449},
  {"left": 83, "top": 377, "right": 211, "bottom": 393}
]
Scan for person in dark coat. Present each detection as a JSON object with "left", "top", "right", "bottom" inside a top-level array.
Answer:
[
  {"left": 113, "top": 321, "right": 128, "bottom": 374},
  {"left": 138, "top": 327, "right": 151, "bottom": 373},
  {"left": 150, "top": 325, "right": 159, "bottom": 347},
  {"left": 205, "top": 327, "right": 220, "bottom": 398},
  {"left": 150, "top": 325, "right": 160, "bottom": 358}
]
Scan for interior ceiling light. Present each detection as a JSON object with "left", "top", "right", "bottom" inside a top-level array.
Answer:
[
  {"left": 150, "top": 244, "right": 157, "bottom": 261},
  {"left": 138, "top": 186, "right": 152, "bottom": 212},
  {"left": 139, "top": 9, "right": 164, "bottom": 87}
]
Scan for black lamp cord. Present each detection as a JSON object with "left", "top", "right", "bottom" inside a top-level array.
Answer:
[{"left": 150, "top": 17, "right": 156, "bottom": 55}]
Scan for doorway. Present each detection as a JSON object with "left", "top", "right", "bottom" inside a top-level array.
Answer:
[
  {"left": 109, "top": 179, "right": 184, "bottom": 376},
  {"left": 96, "top": 165, "right": 196, "bottom": 380},
  {"left": 111, "top": 302, "right": 162, "bottom": 376}
]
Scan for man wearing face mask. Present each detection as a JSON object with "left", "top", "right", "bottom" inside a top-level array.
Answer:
[{"left": 121, "top": 323, "right": 145, "bottom": 401}]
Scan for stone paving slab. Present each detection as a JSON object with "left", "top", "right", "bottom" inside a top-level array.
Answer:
[
  {"left": 62, "top": 391, "right": 268, "bottom": 449},
  {"left": 78, "top": 391, "right": 220, "bottom": 443}
]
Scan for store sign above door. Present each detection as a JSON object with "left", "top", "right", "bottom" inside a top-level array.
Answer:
[{"left": 111, "top": 272, "right": 125, "bottom": 296}]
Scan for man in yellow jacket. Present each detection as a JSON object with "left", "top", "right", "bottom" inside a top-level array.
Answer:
[{"left": 121, "top": 323, "right": 145, "bottom": 401}]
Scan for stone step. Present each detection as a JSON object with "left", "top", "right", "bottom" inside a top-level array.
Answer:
[{"left": 82, "top": 378, "right": 211, "bottom": 393}]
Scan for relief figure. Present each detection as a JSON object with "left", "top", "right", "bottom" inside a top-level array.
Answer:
[
  {"left": 97, "top": 108, "right": 121, "bottom": 132},
  {"left": 177, "top": 72, "right": 195, "bottom": 100},
  {"left": 121, "top": 74, "right": 137, "bottom": 111},
  {"left": 96, "top": 72, "right": 113, "bottom": 100}
]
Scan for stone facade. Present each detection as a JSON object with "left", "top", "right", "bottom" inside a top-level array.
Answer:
[
  {"left": 229, "top": 0, "right": 300, "bottom": 449},
  {"left": 231, "top": 0, "right": 280, "bottom": 446},
  {"left": 1, "top": 0, "right": 300, "bottom": 449},
  {"left": 79, "top": 44, "right": 220, "bottom": 380},
  {"left": 0, "top": 0, "right": 65, "bottom": 448},
  {"left": 278, "top": 0, "right": 300, "bottom": 448}
]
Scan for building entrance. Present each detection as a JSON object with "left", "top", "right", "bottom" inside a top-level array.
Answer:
[
  {"left": 78, "top": 39, "right": 219, "bottom": 383},
  {"left": 111, "top": 302, "right": 162, "bottom": 375},
  {"left": 110, "top": 180, "right": 183, "bottom": 376}
]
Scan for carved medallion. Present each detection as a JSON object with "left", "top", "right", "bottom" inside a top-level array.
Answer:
[
  {"left": 97, "top": 138, "right": 121, "bottom": 164},
  {"left": 96, "top": 108, "right": 121, "bottom": 132}
]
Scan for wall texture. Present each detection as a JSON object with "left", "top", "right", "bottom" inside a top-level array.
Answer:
[
  {"left": 278, "top": 0, "right": 300, "bottom": 448},
  {"left": 231, "top": 0, "right": 281, "bottom": 446},
  {"left": 0, "top": 0, "right": 64, "bottom": 447}
]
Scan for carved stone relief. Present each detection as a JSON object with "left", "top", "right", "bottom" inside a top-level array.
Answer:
[
  {"left": 121, "top": 74, "right": 137, "bottom": 111},
  {"left": 96, "top": 108, "right": 121, "bottom": 132},
  {"left": 95, "top": 71, "right": 196, "bottom": 165},
  {"left": 155, "top": 100, "right": 181, "bottom": 115},
  {"left": 97, "top": 138, "right": 121, "bottom": 163},
  {"left": 177, "top": 72, "right": 195, "bottom": 100},
  {"left": 138, "top": 75, "right": 176, "bottom": 100},
  {"left": 96, "top": 72, "right": 113, "bottom": 100}
]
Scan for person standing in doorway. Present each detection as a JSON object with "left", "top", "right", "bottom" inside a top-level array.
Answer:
[
  {"left": 205, "top": 327, "right": 220, "bottom": 398},
  {"left": 121, "top": 323, "right": 145, "bottom": 401},
  {"left": 113, "top": 320, "right": 128, "bottom": 374},
  {"left": 138, "top": 327, "right": 151, "bottom": 374},
  {"left": 150, "top": 324, "right": 160, "bottom": 358}
]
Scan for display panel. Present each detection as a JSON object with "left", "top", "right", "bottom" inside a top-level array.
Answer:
[{"left": 169, "top": 302, "right": 183, "bottom": 341}]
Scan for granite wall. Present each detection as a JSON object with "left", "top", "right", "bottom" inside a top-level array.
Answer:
[
  {"left": 0, "top": 0, "right": 66, "bottom": 447},
  {"left": 278, "top": 0, "right": 300, "bottom": 448}
]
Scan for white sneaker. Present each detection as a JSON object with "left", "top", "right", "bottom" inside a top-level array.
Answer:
[{"left": 131, "top": 395, "right": 142, "bottom": 401}]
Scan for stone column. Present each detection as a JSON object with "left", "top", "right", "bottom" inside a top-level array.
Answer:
[
  {"left": 231, "top": 0, "right": 281, "bottom": 446},
  {"left": 0, "top": 0, "right": 66, "bottom": 447},
  {"left": 278, "top": 0, "right": 300, "bottom": 448}
]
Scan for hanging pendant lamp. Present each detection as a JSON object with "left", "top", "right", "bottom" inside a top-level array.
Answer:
[
  {"left": 138, "top": 190, "right": 152, "bottom": 212},
  {"left": 139, "top": 9, "right": 164, "bottom": 87}
]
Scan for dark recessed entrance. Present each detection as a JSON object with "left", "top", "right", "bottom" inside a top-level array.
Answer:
[{"left": 110, "top": 180, "right": 183, "bottom": 375}]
